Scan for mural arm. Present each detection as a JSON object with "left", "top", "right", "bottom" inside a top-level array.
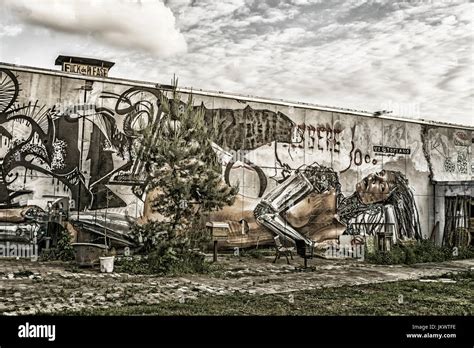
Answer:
[{"left": 254, "top": 171, "right": 315, "bottom": 258}]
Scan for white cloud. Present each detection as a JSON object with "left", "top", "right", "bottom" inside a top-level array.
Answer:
[
  {"left": 2, "top": 0, "right": 187, "bottom": 57},
  {"left": 0, "top": 0, "right": 472, "bottom": 126},
  {"left": 0, "top": 24, "right": 22, "bottom": 37},
  {"left": 154, "top": 0, "right": 473, "bottom": 125}
]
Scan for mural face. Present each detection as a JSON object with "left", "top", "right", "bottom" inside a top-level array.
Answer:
[
  {"left": 0, "top": 67, "right": 472, "bottom": 255},
  {"left": 356, "top": 170, "right": 395, "bottom": 204}
]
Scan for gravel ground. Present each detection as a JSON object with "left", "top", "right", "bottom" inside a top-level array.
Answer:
[{"left": 0, "top": 256, "right": 472, "bottom": 315}]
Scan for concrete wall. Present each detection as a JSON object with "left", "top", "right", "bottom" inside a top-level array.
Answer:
[{"left": 0, "top": 66, "right": 472, "bottom": 246}]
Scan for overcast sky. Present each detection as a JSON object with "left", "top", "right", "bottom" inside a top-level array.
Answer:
[{"left": 0, "top": 0, "right": 472, "bottom": 125}]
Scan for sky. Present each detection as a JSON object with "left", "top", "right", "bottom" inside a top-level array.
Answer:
[{"left": 0, "top": 0, "right": 472, "bottom": 126}]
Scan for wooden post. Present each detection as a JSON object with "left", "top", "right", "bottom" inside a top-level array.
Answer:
[
  {"left": 304, "top": 256, "right": 308, "bottom": 269},
  {"left": 213, "top": 240, "right": 218, "bottom": 262}
]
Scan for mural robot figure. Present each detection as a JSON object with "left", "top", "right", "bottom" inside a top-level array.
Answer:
[{"left": 252, "top": 164, "right": 422, "bottom": 258}]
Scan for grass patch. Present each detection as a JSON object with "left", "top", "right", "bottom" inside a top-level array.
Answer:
[
  {"left": 115, "top": 250, "right": 210, "bottom": 276},
  {"left": 52, "top": 272, "right": 473, "bottom": 316},
  {"left": 240, "top": 247, "right": 275, "bottom": 259}
]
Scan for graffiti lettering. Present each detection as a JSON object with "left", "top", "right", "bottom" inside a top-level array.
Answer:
[
  {"left": 317, "top": 126, "right": 324, "bottom": 151},
  {"left": 354, "top": 149, "right": 362, "bottom": 166},
  {"left": 309, "top": 126, "right": 342, "bottom": 153},
  {"left": 373, "top": 146, "right": 411, "bottom": 155},
  {"left": 63, "top": 62, "right": 109, "bottom": 77}
]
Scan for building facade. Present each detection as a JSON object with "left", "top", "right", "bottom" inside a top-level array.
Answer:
[{"left": 0, "top": 62, "right": 472, "bottom": 253}]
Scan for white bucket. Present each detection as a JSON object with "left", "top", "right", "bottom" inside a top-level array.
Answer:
[{"left": 99, "top": 256, "right": 115, "bottom": 273}]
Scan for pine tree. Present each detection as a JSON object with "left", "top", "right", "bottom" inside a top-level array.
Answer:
[{"left": 139, "top": 77, "right": 238, "bottom": 243}]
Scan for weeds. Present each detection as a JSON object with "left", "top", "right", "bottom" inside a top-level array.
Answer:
[
  {"left": 40, "top": 228, "right": 75, "bottom": 262},
  {"left": 116, "top": 248, "right": 209, "bottom": 276},
  {"left": 366, "top": 240, "right": 474, "bottom": 265},
  {"left": 240, "top": 248, "right": 275, "bottom": 259}
]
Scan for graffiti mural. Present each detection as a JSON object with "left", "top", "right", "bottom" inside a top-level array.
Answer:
[
  {"left": 423, "top": 126, "right": 472, "bottom": 179},
  {"left": 0, "top": 69, "right": 300, "bottom": 213},
  {"left": 223, "top": 164, "right": 422, "bottom": 257},
  {"left": 0, "top": 66, "right": 472, "bottom": 256},
  {"left": 0, "top": 69, "right": 67, "bottom": 205}
]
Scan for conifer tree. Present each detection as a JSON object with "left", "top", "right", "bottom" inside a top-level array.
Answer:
[{"left": 139, "top": 77, "right": 238, "bottom": 243}]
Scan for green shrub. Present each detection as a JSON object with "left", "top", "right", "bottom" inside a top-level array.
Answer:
[
  {"left": 366, "top": 240, "right": 474, "bottom": 265},
  {"left": 115, "top": 256, "right": 149, "bottom": 274},
  {"left": 404, "top": 247, "right": 416, "bottom": 264},
  {"left": 146, "top": 241, "right": 208, "bottom": 275},
  {"left": 116, "top": 247, "right": 208, "bottom": 276},
  {"left": 130, "top": 221, "right": 164, "bottom": 254},
  {"left": 41, "top": 227, "right": 75, "bottom": 261},
  {"left": 457, "top": 246, "right": 474, "bottom": 259},
  {"left": 122, "top": 221, "right": 209, "bottom": 276}
]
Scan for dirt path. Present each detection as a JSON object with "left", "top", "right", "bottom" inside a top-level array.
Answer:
[{"left": 0, "top": 257, "right": 472, "bottom": 315}]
